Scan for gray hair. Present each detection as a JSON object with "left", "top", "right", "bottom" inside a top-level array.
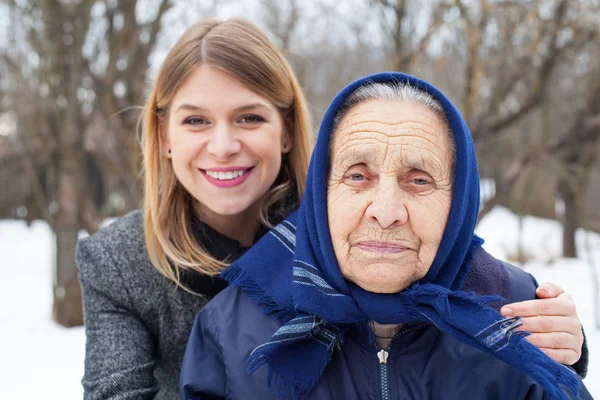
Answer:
[{"left": 331, "top": 81, "right": 456, "bottom": 176}]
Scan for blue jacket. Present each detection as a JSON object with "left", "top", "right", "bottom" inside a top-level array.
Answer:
[{"left": 180, "top": 260, "right": 592, "bottom": 400}]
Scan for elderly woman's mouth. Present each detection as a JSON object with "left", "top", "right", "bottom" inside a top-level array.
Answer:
[{"left": 356, "top": 241, "right": 410, "bottom": 254}]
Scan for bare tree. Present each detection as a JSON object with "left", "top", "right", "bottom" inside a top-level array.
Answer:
[
  {"left": 485, "top": 66, "right": 600, "bottom": 257},
  {"left": 259, "top": 0, "right": 390, "bottom": 126},
  {"left": 261, "top": 0, "right": 300, "bottom": 53},
  {"left": 1, "top": 0, "right": 173, "bottom": 326},
  {"left": 551, "top": 72, "right": 600, "bottom": 257},
  {"left": 372, "top": 0, "right": 450, "bottom": 73},
  {"left": 449, "top": 1, "right": 599, "bottom": 232}
]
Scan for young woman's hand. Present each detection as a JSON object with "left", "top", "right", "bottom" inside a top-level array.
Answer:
[{"left": 501, "top": 282, "right": 583, "bottom": 365}]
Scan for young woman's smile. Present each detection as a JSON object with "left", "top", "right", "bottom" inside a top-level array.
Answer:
[
  {"left": 200, "top": 166, "right": 255, "bottom": 188},
  {"left": 162, "top": 64, "right": 292, "bottom": 218}
]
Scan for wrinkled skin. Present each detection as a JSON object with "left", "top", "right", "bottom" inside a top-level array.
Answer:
[
  {"left": 327, "top": 99, "right": 453, "bottom": 293},
  {"left": 327, "top": 99, "right": 583, "bottom": 366}
]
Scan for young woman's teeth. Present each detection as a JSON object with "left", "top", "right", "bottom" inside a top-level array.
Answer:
[{"left": 206, "top": 170, "right": 246, "bottom": 180}]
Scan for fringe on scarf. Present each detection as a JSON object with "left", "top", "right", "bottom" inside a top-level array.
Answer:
[
  {"left": 410, "top": 285, "right": 580, "bottom": 400},
  {"left": 247, "top": 330, "right": 336, "bottom": 400},
  {"left": 222, "top": 263, "right": 296, "bottom": 323},
  {"left": 503, "top": 324, "right": 579, "bottom": 400}
]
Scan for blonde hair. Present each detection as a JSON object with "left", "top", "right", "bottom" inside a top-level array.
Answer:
[{"left": 141, "top": 18, "right": 312, "bottom": 290}]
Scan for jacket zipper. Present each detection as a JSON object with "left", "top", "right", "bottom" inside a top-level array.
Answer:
[
  {"left": 374, "top": 323, "right": 428, "bottom": 400},
  {"left": 377, "top": 348, "right": 390, "bottom": 400}
]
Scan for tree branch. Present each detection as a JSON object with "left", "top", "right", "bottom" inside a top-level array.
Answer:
[
  {"left": 484, "top": 0, "right": 569, "bottom": 134},
  {"left": 403, "top": 3, "right": 449, "bottom": 71}
]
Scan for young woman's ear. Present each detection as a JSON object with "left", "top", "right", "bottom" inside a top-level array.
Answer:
[
  {"left": 160, "top": 125, "right": 172, "bottom": 158},
  {"left": 281, "top": 136, "right": 292, "bottom": 154}
]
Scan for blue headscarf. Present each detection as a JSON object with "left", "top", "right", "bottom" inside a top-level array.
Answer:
[{"left": 222, "top": 72, "right": 579, "bottom": 400}]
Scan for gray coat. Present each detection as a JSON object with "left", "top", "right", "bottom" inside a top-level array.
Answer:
[{"left": 77, "top": 210, "right": 228, "bottom": 400}]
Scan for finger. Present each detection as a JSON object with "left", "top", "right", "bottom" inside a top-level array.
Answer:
[
  {"left": 525, "top": 332, "right": 582, "bottom": 352},
  {"left": 536, "top": 282, "right": 565, "bottom": 299},
  {"left": 501, "top": 294, "right": 576, "bottom": 318},
  {"left": 519, "top": 315, "right": 581, "bottom": 334},
  {"left": 537, "top": 347, "right": 580, "bottom": 366}
]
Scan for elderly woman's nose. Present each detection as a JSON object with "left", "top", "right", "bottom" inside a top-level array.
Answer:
[
  {"left": 206, "top": 124, "right": 241, "bottom": 159},
  {"left": 364, "top": 185, "right": 409, "bottom": 229}
]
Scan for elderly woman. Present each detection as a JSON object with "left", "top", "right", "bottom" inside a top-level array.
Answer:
[{"left": 180, "top": 73, "right": 592, "bottom": 400}]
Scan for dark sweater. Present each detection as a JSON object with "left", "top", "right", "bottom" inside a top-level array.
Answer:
[{"left": 77, "top": 210, "right": 255, "bottom": 400}]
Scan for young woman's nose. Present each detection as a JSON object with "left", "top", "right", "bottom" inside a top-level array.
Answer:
[{"left": 206, "top": 124, "right": 241, "bottom": 159}]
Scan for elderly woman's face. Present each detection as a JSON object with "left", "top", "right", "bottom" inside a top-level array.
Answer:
[{"left": 327, "top": 99, "right": 454, "bottom": 293}]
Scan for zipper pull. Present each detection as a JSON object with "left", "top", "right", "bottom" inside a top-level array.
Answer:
[{"left": 377, "top": 349, "right": 389, "bottom": 364}]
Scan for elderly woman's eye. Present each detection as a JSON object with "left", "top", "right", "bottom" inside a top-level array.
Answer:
[
  {"left": 350, "top": 173, "right": 365, "bottom": 181},
  {"left": 413, "top": 178, "right": 429, "bottom": 185}
]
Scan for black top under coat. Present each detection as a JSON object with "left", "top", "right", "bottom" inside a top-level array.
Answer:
[{"left": 178, "top": 217, "right": 270, "bottom": 298}]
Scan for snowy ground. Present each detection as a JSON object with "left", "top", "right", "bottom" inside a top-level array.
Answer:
[
  {"left": 0, "top": 206, "right": 598, "bottom": 399},
  {"left": 0, "top": 219, "right": 85, "bottom": 399}
]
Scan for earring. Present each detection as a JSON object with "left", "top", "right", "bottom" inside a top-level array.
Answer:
[
  {"left": 168, "top": 149, "right": 171, "bottom": 154},
  {"left": 282, "top": 144, "right": 287, "bottom": 150}
]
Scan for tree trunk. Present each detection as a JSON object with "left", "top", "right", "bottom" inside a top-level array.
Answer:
[
  {"left": 53, "top": 164, "right": 84, "bottom": 327},
  {"left": 53, "top": 230, "right": 83, "bottom": 327},
  {"left": 559, "top": 180, "right": 579, "bottom": 258},
  {"left": 477, "top": 178, "right": 509, "bottom": 224}
]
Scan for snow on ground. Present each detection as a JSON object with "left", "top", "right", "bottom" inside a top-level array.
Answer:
[
  {"left": 0, "top": 206, "right": 598, "bottom": 399},
  {"left": 0, "top": 220, "right": 85, "bottom": 399}
]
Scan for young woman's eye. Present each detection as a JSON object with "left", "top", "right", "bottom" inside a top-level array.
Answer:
[
  {"left": 183, "top": 117, "right": 208, "bottom": 126},
  {"left": 238, "top": 114, "right": 266, "bottom": 124}
]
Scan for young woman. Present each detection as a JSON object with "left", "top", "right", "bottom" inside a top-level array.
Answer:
[
  {"left": 77, "top": 17, "right": 587, "bottom": 400},
  {"left": 77, "top": 18, "right": 312, "bottom": 399}
]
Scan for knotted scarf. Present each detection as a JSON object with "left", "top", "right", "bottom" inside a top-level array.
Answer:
[{"left": 222, "top": 72, "right": 579, "bottom": 400}]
